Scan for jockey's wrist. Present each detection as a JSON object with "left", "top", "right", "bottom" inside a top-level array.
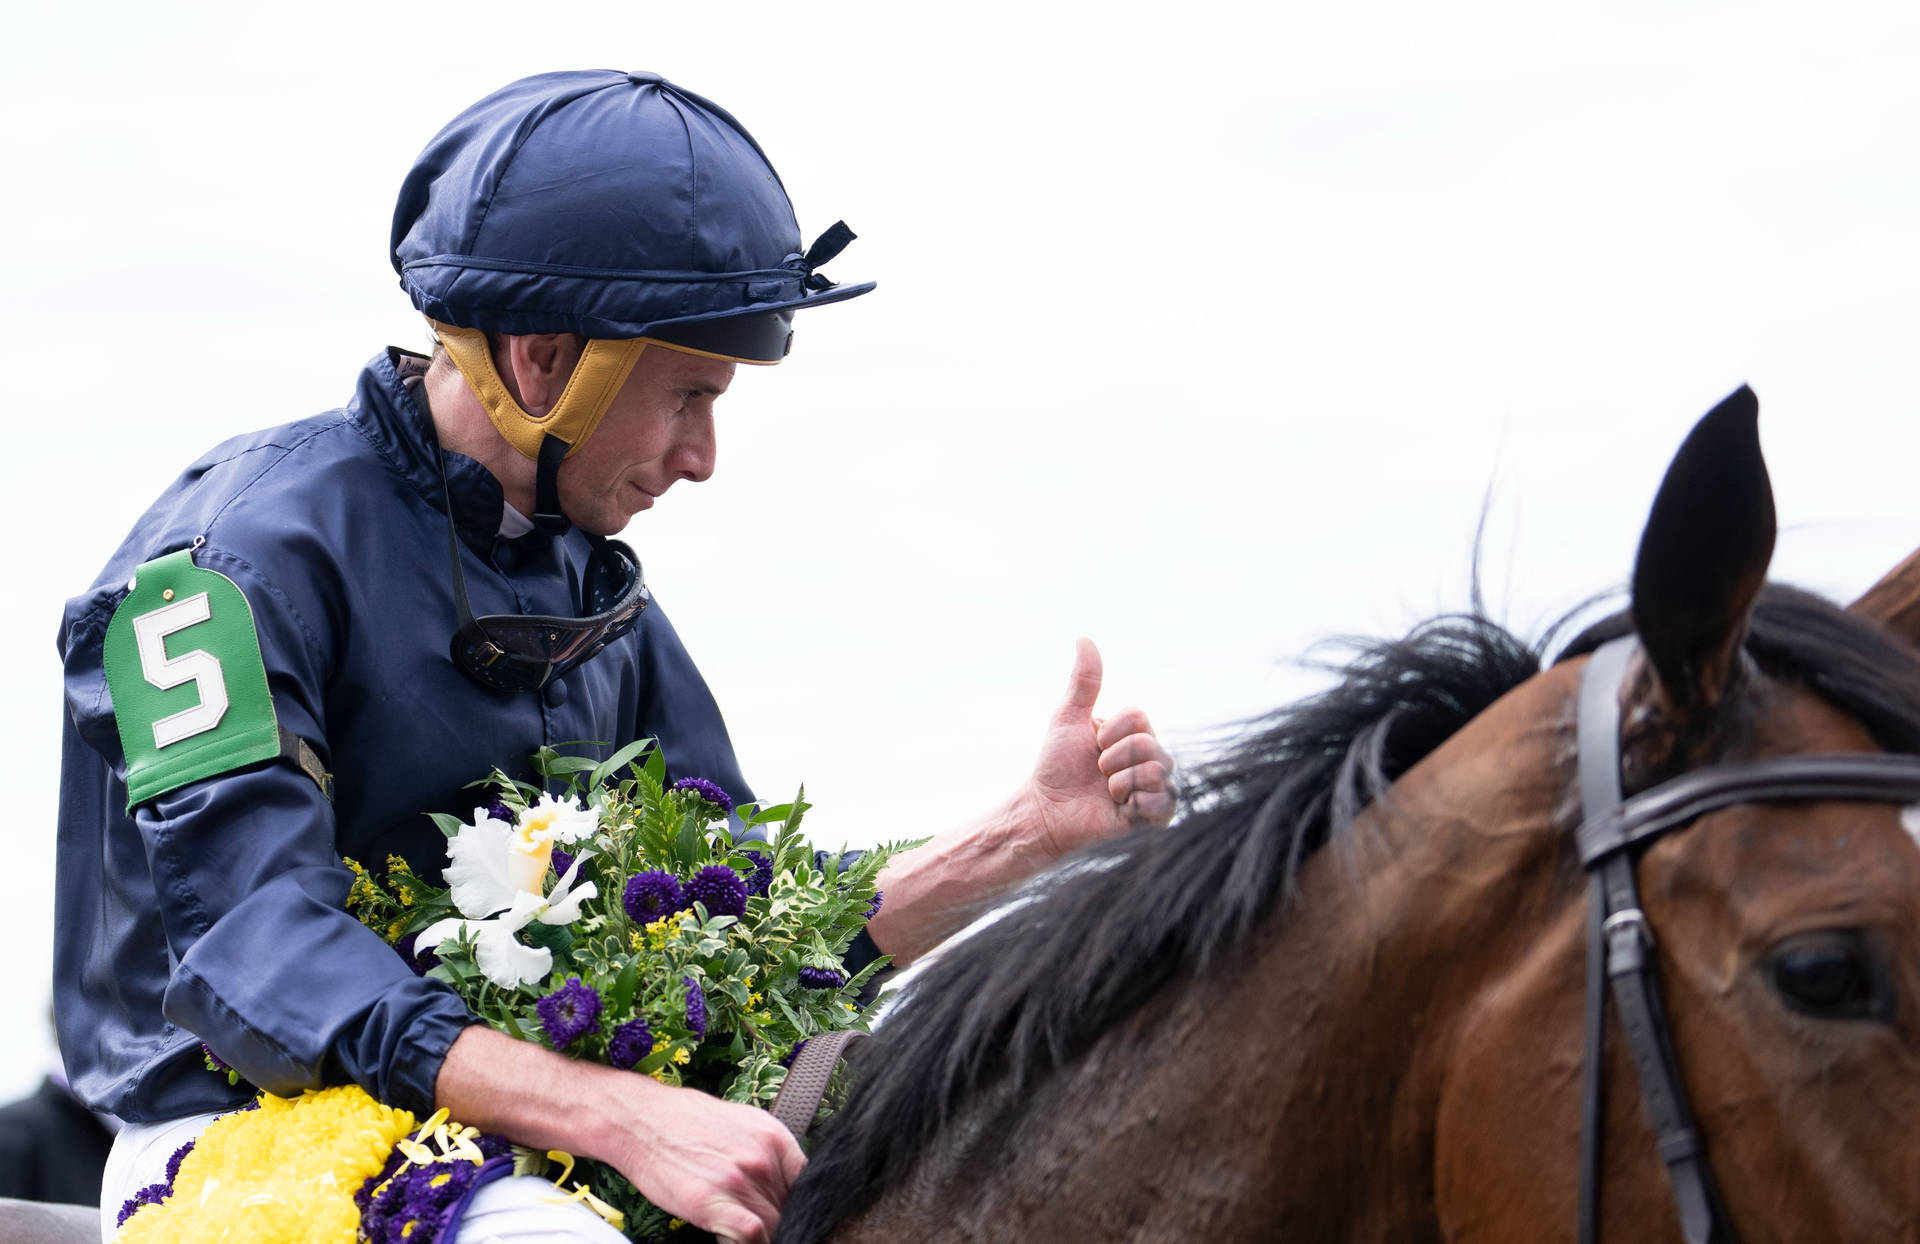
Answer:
[{"left": 863, "top": 788, "right": 1051, "bottom": 966}]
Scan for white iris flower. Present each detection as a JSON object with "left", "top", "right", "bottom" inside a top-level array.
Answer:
[{"left": 417, "top": 802, "right": 601, "bottom": 989}]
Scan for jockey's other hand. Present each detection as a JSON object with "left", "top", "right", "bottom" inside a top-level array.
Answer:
[{"left": 1024, "top": 637, "right": 1176, "bottom": 859}]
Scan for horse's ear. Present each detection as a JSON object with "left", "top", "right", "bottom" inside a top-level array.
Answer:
[
  {"left": 1630, "top": 385, "right": 1776, "bottom": 717},
  {"left": 1849, "top": 547, "right": 1920, "bottom": 646}
]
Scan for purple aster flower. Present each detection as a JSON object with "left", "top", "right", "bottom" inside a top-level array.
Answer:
[
  {"left": 163, "top": 1139, "right": 195, "bottom": 1187},
  {"left": 623, "top": 869, "right": 686, "bottom": 922},
  {"left": 537, "top": 976, "right": 603, "bottom": 1050},
  {"left": 200, "top": 1042, "right": 232, "bottom": 1075},
  {"left": 670, "top": 776, "right": 734, "bottom": 814},
  {"left": 687, "top": 863, "right": 749, "bottom": 919},
  {"left": 550, "top": 846, "right": 576, "bottom": 879},
  {"left": 865, "top": 889, "right": 885, "bottom": 920},
  {"left": 484, "top": 795, "right": 516, "bottom": 823},
  {"left": 117, "top": 1182, "right": 170, "bottom": 1227},
  {"left": 739, "top": 848, "right": 774, "bottom": 897},
  {"left": 798, "top": 966, "right": 848, "bottom": 990},
  {"left": 394, "top": 930, "right": 440, "bottom": 977},
  {"left": 779, "top": 1037, "right": 809, "bottom": 1069},
  {"left": 609, "top": 1018, "right": 655, "bottom": 1070},
  {"left": 683, "top": 977, "right": 708, "bottom": 1043}
]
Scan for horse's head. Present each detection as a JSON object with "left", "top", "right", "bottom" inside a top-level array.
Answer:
[{"left": 1432, "top": 389, "right": 1920, "bottom": 1243}]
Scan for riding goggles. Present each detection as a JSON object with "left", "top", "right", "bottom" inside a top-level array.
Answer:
[{"left": 436, "top": 446, "right": 651, "bottom": 694}]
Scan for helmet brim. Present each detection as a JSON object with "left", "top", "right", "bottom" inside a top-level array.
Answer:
[{"left": 643, "top": 281, "right": 876, "bottom": 363}]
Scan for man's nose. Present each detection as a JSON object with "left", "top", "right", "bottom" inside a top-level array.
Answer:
[{"left": 675, "top": 413, "right": 717, "bottom": 483}]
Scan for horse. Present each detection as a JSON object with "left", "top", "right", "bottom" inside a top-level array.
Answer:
[{"left": 773, "top": 387, "right": 1920, "bottom": 1244}]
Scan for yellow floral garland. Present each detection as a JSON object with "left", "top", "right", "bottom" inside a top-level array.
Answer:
[{"left": 119, "top": 1085, "right": 417, "bottom": 1244}]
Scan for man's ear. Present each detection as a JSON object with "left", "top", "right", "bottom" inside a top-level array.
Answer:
[{"left": 494, "top": 332, "right": 583, "bottom": 415}]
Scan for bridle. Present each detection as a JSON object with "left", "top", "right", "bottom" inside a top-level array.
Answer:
[{"left": 1573, "top": 636, "right": 1920, "bottom": 1244}]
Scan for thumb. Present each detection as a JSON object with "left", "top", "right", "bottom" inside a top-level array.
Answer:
[{"left": 1053, "top": 637, "right": 1103, "bottom": 722}]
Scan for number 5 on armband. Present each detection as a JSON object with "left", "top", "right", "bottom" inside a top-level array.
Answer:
[{"left": 131, "top": 592, "right": 229, "bottom": 747}]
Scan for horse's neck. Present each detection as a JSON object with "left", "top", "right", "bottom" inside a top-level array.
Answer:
[{"left": 842, "top": 671, "right": 1583, "bottom": 1244}]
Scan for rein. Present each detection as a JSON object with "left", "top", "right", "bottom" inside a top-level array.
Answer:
[
  {"left": 1573, "top": 637, "right": 1920, "bottom": 1244},
  {"left": 771, "top": 1029, "right": 869, "bottom": 1140}
]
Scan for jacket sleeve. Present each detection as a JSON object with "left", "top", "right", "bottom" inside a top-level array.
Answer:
[{"left": 62, "top": 546, "right": 475, "bottom": 1115}]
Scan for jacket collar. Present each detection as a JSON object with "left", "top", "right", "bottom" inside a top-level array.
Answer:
[{"left": 350, "top": 347, "right": 512, "bottom": 549}]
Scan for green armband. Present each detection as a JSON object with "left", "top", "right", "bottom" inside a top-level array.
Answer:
[{"left": 102, "top": 547, "right": 327, "bottom": 810}]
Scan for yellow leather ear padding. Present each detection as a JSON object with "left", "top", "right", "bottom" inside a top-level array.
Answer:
[{"left": 431, "top": 321, "right": 648, "bottom": 462}]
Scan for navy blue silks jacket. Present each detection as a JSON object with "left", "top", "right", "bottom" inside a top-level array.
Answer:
[{"left": 54, "top": 349, "right": 757, "bottom": 1123}]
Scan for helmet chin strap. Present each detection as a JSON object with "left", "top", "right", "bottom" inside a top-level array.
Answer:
[{"left": 431, "top": 320, "right": 649, "bottom": 533}]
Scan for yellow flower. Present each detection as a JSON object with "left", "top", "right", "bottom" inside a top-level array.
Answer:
[
  {"left": 747, "top": 992, "right": 762, "bottom": 1006},
  {"left": 118, "top": 1085, "right": 418, "bottom": 1244},
  {"left": 673, "top": 1049, "right": 691, "bottom": 1066}
]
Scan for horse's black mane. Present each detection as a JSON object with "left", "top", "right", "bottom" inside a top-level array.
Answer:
[{"left": 776, "top": 585, "right": 1920, "bottom": 1243}]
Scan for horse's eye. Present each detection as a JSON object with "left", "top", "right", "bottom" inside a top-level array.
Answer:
[{"left": 1768, "top": 932, "right": 1892, "bottom": 1022}]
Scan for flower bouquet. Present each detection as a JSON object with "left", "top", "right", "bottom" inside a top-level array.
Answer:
[{"left": 118, "top": 741, "right": 898, "bottom": 1243}]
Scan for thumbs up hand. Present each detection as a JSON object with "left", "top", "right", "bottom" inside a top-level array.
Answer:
[
  {"left": 859, "top": 638, "right": 1177, "bottom": 964},
  {"left": 1024, "top": 638, "right": 1176, "bottom": 860}
]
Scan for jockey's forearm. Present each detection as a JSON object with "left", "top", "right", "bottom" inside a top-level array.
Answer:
[
  {"left": 434, "top": 1025, "right": 656, "bottom": 1157},
  {"left": 863, "top": 790, "right": 1052, "bottom": 967}
]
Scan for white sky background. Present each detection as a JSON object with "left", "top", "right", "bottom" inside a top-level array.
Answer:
[{"left": 2, "top": 0, "right": 1917, "bottom": 1105}]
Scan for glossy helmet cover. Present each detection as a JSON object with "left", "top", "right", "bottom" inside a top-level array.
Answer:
[{"left": 389, "top": 70, "right": 873, "bottom": 463}]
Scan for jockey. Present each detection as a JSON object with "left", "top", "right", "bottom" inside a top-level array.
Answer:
[{"left": 55, "top": 70, "right": 1175, "bottom": 1242}]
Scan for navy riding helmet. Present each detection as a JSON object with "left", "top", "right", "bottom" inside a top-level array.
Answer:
[{"left": 390, "top": 69, "right": 872, "bottom": 356}]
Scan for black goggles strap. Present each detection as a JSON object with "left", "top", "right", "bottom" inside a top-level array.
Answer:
[{"left": 435, "top": 445, "right": 483, "bottom": 635}]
